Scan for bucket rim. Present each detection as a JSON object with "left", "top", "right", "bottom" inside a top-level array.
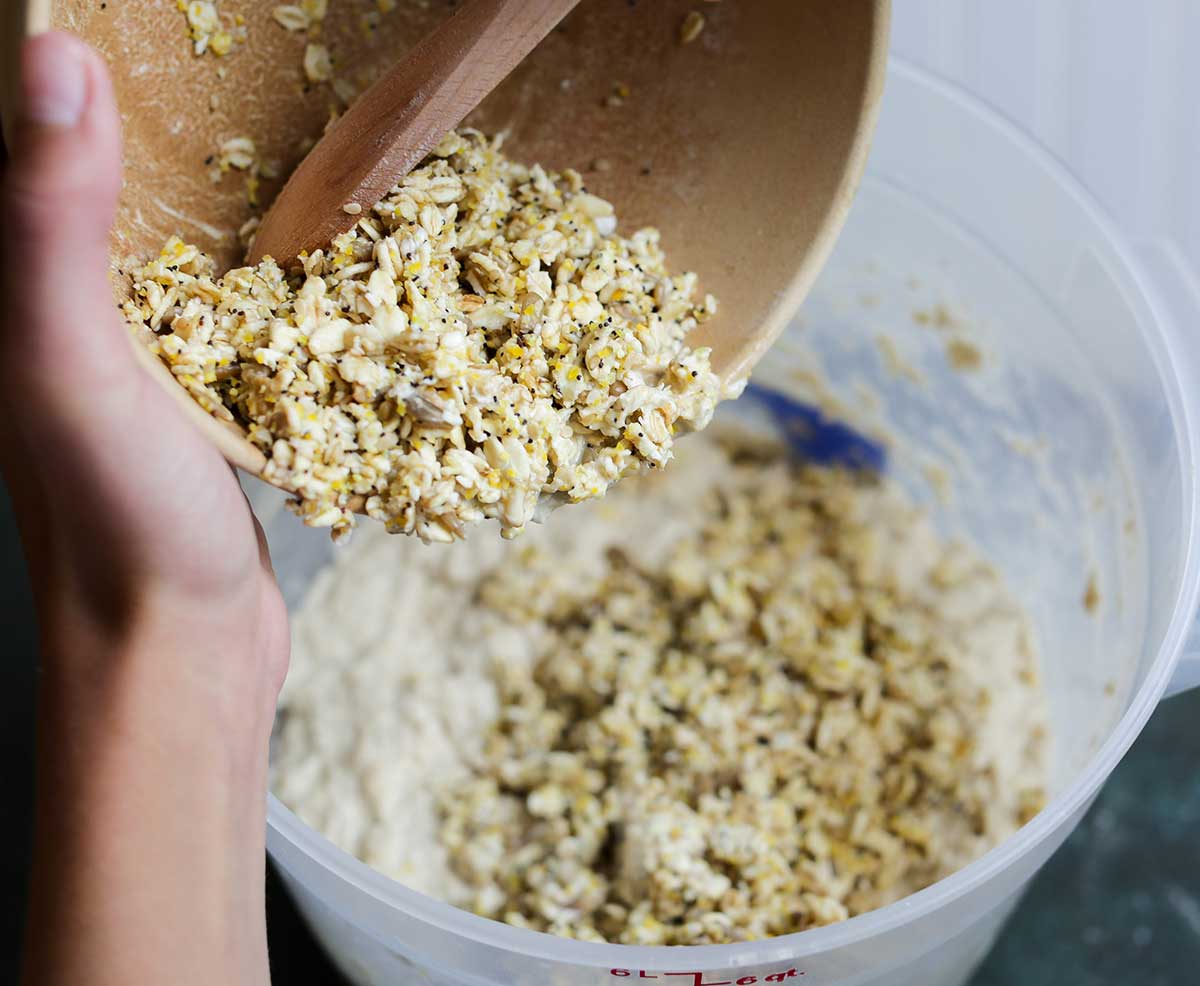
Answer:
[{"left": 265, "top": 55, "right": 1200, "bottom": 971}]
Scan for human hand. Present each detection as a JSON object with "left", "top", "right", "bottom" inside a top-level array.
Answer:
[{"left": 3, "top": 31, "right": 286, "bottom": 986}]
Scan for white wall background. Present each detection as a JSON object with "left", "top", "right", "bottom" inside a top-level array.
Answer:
[{"left": 892, "top": 1, "right": 1200, "bottom": 282}]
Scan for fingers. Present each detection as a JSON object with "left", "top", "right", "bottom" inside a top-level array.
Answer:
[
  {"left": 2, "top": 31, "right": 135, "bottom": 408},
  {"left": 245, "top": 484, "right": 279, "bottom": 579}
]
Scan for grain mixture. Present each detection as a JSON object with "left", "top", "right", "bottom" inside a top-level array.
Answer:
[
  {"left": 178, "top": 0, "right": 246, "bottom": 58},
  {"left": 122, "top": 131, "right": 720, "bottom": 543},
  {"left": 273, "top": 431, "right": 1047, "bottom": 945}
]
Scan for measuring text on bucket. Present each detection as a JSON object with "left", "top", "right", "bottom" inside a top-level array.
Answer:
[{"left": 610, "top": 969, "right": 804, "bottom": 984}]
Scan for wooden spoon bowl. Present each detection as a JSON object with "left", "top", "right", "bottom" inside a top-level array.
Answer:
[{"left": 3, "top": 0, "right": 889, "bottom": 483}]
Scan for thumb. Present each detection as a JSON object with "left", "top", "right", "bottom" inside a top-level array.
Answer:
[{"left": 2, "top": 30, "right": 135, "bottom": 410}]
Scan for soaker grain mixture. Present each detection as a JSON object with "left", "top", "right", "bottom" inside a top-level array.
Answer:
[
  {"left": 273, "top": 431, "right": 1047, "bottom": 945},
  {"left": 178, "top": 0, "right": 246, "bottom": 58},
  {"left": 122, "top": 131, "right": 720, "bottom": 543}
]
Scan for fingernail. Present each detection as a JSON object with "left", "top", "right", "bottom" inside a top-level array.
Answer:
[{"left": 23, "top": 33, "right": 88, "bottom": 128}]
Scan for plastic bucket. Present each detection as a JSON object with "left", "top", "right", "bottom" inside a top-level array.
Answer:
[{"left": 256, "top": 60, "right": 1200, "bottom": 986}]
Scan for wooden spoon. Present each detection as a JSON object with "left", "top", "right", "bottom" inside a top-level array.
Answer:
[{"left": 248, "top": 0, "right": 581, "bottom": 267}]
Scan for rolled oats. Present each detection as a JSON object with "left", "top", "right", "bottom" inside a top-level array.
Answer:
[
  {"left": 303, "top": 42, "right": 335, "bottom": 82},
  {"left": 680, "top": 11, "right": 707, "bottom": 45},
  {"left": 272, "top": 5, "right": 312, "bottom": 33},
  {"left": 437, "top": 436, "right": 1047, "bottom": 943},
  {"left": 178, "top": 0, "right": 246, "bottom": 58},
  {"left": 124, "top": 131, "right": 720, "bottom": 542}
]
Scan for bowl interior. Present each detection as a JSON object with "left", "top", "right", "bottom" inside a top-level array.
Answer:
[{"left": 46, "top": 0, "right": 886, "bottom": 381}]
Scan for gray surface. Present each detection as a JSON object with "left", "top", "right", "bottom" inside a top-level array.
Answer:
[
  {"left": 973, "top": 687, "right": 1200, "bottom": 985},
  {"left": 0, "top": 483, "right": 36, "bottom": 983},
  {"left": 2, "top": 481, "right": 1198, "bottom": 983}
]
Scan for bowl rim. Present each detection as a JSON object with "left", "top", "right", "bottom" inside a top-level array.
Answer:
[{"left": 265, "top": 55, "right": 1200, "bottom": 972}]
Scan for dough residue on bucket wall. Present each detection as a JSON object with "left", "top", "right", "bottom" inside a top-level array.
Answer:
[{"left": 272, "top": 429, "right": 1047, "bottom": 945}]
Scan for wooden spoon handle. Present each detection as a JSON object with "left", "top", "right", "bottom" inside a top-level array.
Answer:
[{"left": 249, "top": 0, "right": 580, "bottom": 265}]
